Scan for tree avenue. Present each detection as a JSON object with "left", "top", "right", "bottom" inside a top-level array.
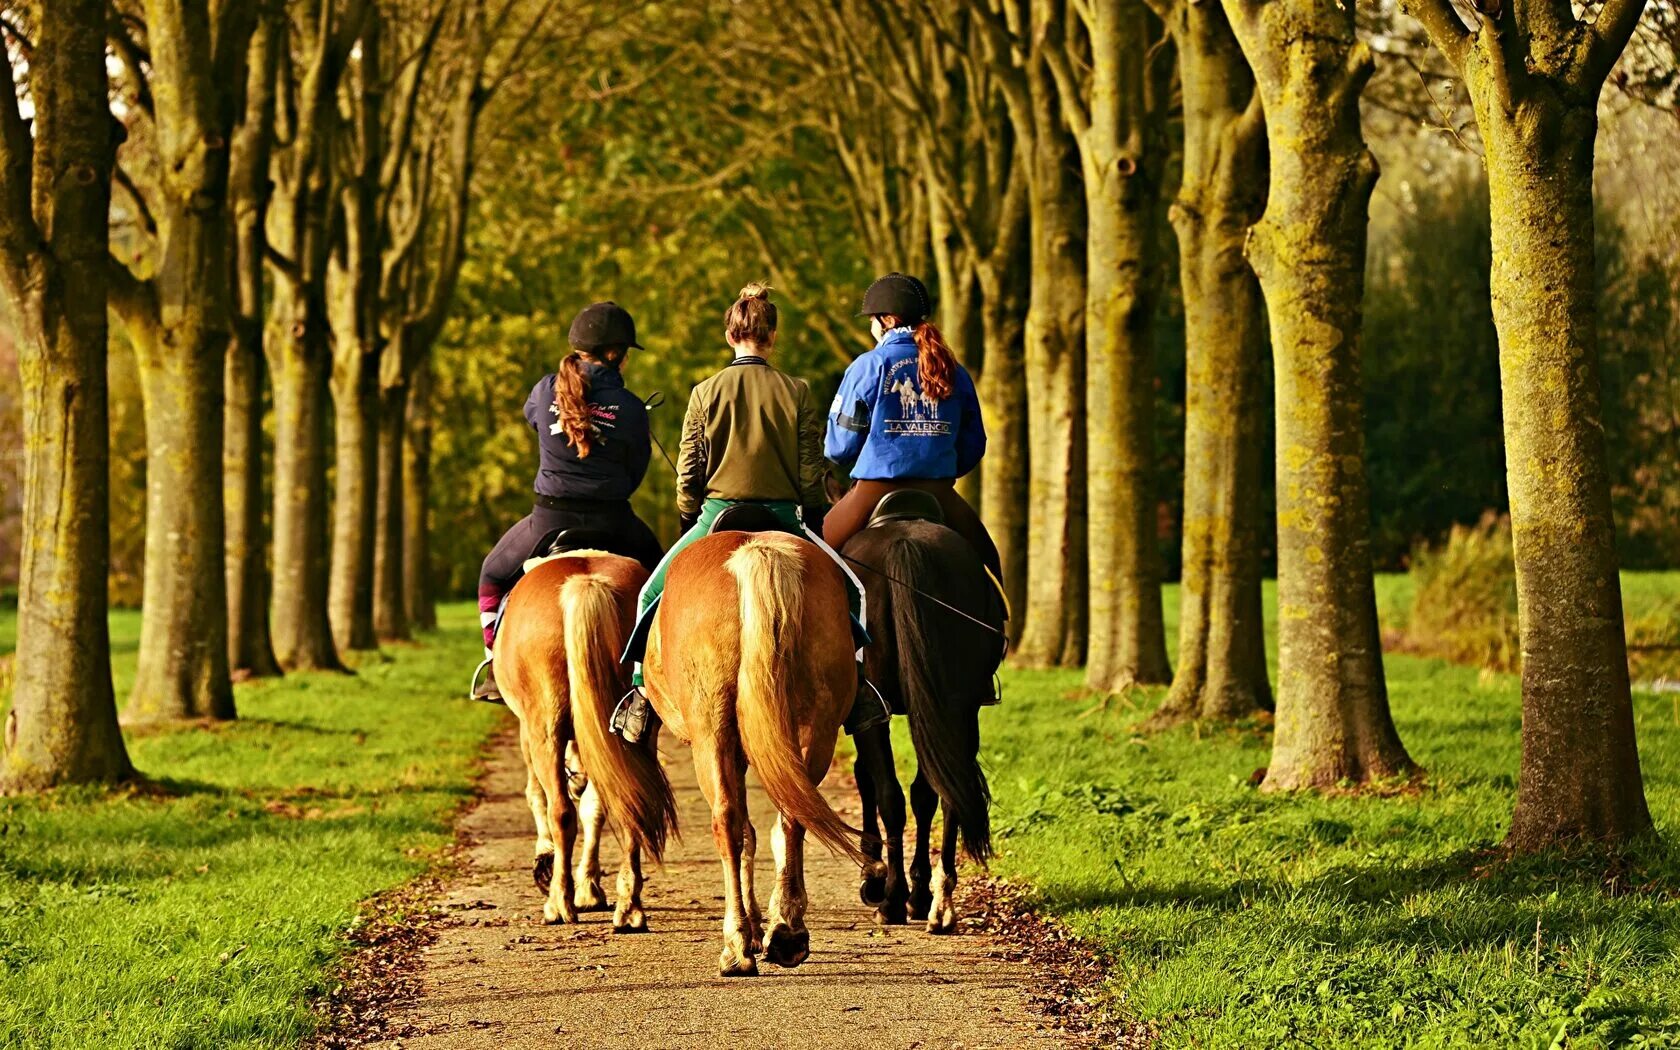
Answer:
[{"left": 0, "top": 0, "right": 1665, "bottom": 875}]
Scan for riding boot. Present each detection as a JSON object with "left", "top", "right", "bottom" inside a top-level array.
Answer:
[
  {"left": 612, "top": 684, "right": 654, "bottom": 743},
  {"left": 843, "top": 668, "right": 891, "bottom": 735},
  {"left": 470, "top": 651, "right": 504, "bottom": 704}
]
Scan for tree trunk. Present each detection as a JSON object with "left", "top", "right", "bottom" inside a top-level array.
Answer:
[
  {"left": 1154, "top": 0, "right": 1272, "bottom": 722},
  {"left": 403, "top": 358, "right": 437, "bottom": 631},
  {"left": 975, "top": 260, "right": 1030, "bottom": 644},
  {"left": 1076, "top": 0, "right": 1172, "bottom": 693},
  {"left": 225, "top": 4, "right": 280, "bottom": 679},
  {"left": 127, "top": 321, "right": 235, "bottom": 722},
  {"left": 0, "top": 0, "right": 134, "bottom": 790},
  {"left": 372, "top": 381, "right": 410, "bottom": 640},
  {"left": 224, "top": 320, "right": 279, "bottom": 678},
  {"left": 328, "top": 352, "right": 379, "bottom": 651},
  {"left": 1013, "top": 59, "right": 1089, "bottom": 669},
  {"left": 269, "top": 281, "right": 343, "bottom": 671},
  {"left": 1224, "top": 0, "right": 1412, "bottom": 788},
  {"left": 1480, "top": 84, "right": 1651, "bottom": 848}
]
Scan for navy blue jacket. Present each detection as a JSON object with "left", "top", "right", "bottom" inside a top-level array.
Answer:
[
  {"left": 524, "top": 363, "right": 651, "bottom": 501},
  {"left": 824, "top": 327, "right": 986, "bottom": 480}
]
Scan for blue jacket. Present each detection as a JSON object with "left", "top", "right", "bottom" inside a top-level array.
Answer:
[
  {"left": 824, "top": 328, "right": 985, "bottom": 480},
  {"left": 524, "top": 362, "right": 651, "bottom": 501}
]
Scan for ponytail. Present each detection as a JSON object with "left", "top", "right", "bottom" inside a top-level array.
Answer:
[
  {"left": 913, "top": 321, "right": 956, "bottom": 402},
  {"left": 554, "top": 351, "right": 597, "bottom": 458}
]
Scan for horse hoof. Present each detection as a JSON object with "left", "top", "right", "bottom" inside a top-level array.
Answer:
[
  {"left": 532, "top": 853, "right": 555, "bottom": 894},
  {"left": 765, "top": 926, "right": 810, "bottom": 968},
  {"left": 719, "top": 951, "right": 759, "bottom": 977},
  {"left": 859, "top": 875, "right": 888, "bottom": 907},
  {"left": 875, "top": 903, "right": 907, "bottom": 926},
  {"left": 927, "top": 908, "right": 957, "bottom": 935},
  {"left": 613, "top": 905, "right": 648, "bottom": 933},
  {"left": 542, "top": 900, "right": 577, "bottom": 925},
  {"left": 574, "top": 882, "right": 609, "bottom": 912},
  {"left": 909, "top": 892, "right": 933, "bottom": 923}
]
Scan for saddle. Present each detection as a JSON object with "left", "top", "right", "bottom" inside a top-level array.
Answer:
[
  {"left": 866, "top": 489, "right": 945, "bottom": 528},
  {"left": 709, "top": 504, "right": 795, "bottom": 535},
  {"left": 522, "top": 527, "right": 617, "bottom": 574}
]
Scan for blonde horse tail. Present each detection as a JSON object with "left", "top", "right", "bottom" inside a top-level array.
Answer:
[
  {"left": 562, "top": 572, "right": 677, "bottom": 861},
  {"left": 728, "top": 536, "right": 868, "bottom": 866}
]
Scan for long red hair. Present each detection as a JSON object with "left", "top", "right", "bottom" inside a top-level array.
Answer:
[
  {"left": 553, "top": 348, "right": 624, "bottom": 458},
  {"left": 912, "top": 321, "right": 956, "bottom": 402}
]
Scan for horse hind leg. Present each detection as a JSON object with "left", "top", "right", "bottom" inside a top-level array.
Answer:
[
  {"left": 908, "top": 770, "right": 938, "bottom": 922},
  {"left": 520, "top": 725, "right": 556, "bottom": 894},
  {"left": 741, "top": 818, "right": 764, "bottom": 953},
  {"left": 536, "top": 723, "right": 580, "bottom": 924},
  {"left": 572, "top": 776, "right": 609, "bottom": 912},
  {"left": 855, "top": 723, "right": 908, "bottom": 924},
  {"left": 764, "top": 812, "right": 810, "bottom": 967},
  {"left": 695, "top": 736, "right": 756, "bottom": 976},
  {"left": 612, "top": 840, "right": 648, "bottom": 933},
  {"left": 927, "top": 800, "right": 960, "bottom": 935}
]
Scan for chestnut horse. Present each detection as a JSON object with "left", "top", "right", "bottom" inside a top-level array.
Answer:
[
  {"left": 497, "top": 552, "right": 677, "bottom": 930},
  {"left": 644, "top": 530, "right": 869, "bottom": 976}
]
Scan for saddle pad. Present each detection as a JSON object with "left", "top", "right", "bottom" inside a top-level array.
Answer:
[{"left": 522, "top": 548, "right": 612, "bottom": 574}]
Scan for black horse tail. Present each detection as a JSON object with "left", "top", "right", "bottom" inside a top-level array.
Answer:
[{"left": 883, "top": 534, "right": 992, "bottom": 863}]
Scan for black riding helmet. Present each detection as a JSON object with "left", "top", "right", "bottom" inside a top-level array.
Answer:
[
  {"left": 568, "top": 300, "right": 644, "bottom": 351},
  {"left": 857, "top": 273, "right": 932, "bottom": 324}
]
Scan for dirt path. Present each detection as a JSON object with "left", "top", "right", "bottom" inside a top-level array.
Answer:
[{"left": 366, "top": 728, "right": 1086, "bottom": 1050}]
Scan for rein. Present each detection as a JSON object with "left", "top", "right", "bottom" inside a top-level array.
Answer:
[{"left": 841, "top": 552, "right": 1010, "bottom": 650}]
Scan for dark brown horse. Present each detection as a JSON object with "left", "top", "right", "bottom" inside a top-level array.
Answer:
[
  {"left": 496, "top": 552, "right": 677, "bottom": 930},
  {"left": 837, "top": 503, "right": 1004, "bottom": 932},
  {"left": 644, "top": 529, "right": 868, "bottom": 975}
]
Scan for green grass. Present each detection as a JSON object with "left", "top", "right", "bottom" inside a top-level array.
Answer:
[
  {"left": 970, "top": 572, "right": 1680, "bottom": 1049},
  {"left": 0, "top": 608, "right": 505, "bottom": 1049}
]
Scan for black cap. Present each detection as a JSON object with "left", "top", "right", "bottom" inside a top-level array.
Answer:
[
  {"left": 858, "top": 273, "right": 931, "bottom": 323},
  {"left": 568, "top": 301, "right": 643, "bottom": 351}
]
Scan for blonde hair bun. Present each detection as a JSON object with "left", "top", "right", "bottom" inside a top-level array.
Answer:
[{"left": 737, "top": 281, "right": 773, "bottom": 301}]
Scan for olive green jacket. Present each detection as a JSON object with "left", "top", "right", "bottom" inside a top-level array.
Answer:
[{"left": 674, "top": 357, "right": 826, "bottom": 517}]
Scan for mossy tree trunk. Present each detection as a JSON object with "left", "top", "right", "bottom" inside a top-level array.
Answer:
[
  {"left": 1223, "top": 0, "right": 1413, "bottom": 788},
  {"left": 971, "top": 0, "right": 1090, "bottom": 668},
  {"left": 327, "top": 12, "right": 386, "bottom": 653},
  {"left": 108, "top": 1, "right": 260, "bottom": 724},
  {"left": 0, "top": 0, "right": 135, "bottom": 790},
  {"left": 225, "top": 6, "right": 282, "bottom": 679},
  {"left": 266, "top": 0, "right": 366, "bottom": 672},
  {"left": 372, "top": 378, "right": 410, "bottom": 639},
  {"left": 1047, "top": 0, "right": 1174, "bottom": 692},
  {"left": 974, "top": 247, "right": 1031, "bottom": 637},
  {"left": 403, "top": 357, "right": 438, "bottom": 631},
  {"left": 1147, "top": 0, "right": 1272, "bottom": 722},
  {"left": 1404, "top": 0, "right": 1653, "bottom": 847}
]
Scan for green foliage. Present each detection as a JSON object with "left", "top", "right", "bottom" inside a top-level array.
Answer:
[
  {"left": 0, "top": 607, "right": 504, "bottom": 1049},
  {"left": 1407, "top": 513, "right": 1521, "bottom": 674},
  {"left": 976, "top": 574, "right": 1680, "bottom": 1048}
]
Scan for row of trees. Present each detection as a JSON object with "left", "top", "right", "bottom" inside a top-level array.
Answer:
[
  {"left": 0, "top": 0, "right": 1667, "bottom": 854},
  {"left": 0, "top": 0, "right": 550, "bottom": 788},
  {"left": 730, "top": 0, "right": 1660, "bottom": 848}
]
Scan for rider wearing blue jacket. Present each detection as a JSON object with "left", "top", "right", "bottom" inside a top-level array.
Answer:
[{"left": 823, "top": 273, "right": 1002, "bottom": 584}]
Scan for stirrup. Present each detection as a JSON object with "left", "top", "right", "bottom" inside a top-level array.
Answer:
[
  {"left": 845, "top": 678, "right": 891, "bottom": 736},
  {"left": 611, "top": 687, "right": 652, "bottom": 743},
  {"left": 469, "top": 657, "right": 504, "bottom": 704}
]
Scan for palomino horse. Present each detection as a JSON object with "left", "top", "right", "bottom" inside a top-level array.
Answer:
[
  {"left": 644, "top": 526, "right": 868, "bottom": 976},
  {"left": 496, "top": 552, "right": 677, "bottom": 930},
  {"left": 836, "top": 495, "right": 1003, "bottom": 932}
]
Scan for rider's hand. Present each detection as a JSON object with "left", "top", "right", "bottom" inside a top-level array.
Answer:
[{"left": 680, "top": 511, "right": 700, "bottom": 533}]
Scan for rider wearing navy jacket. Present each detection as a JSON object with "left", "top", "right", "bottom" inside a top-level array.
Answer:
[
  {"left": 472, "top": 301, "right": 664, "bottom": 702},
  {"left": 823, "top": 273, "right": 1002, "bottom": 584}
]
